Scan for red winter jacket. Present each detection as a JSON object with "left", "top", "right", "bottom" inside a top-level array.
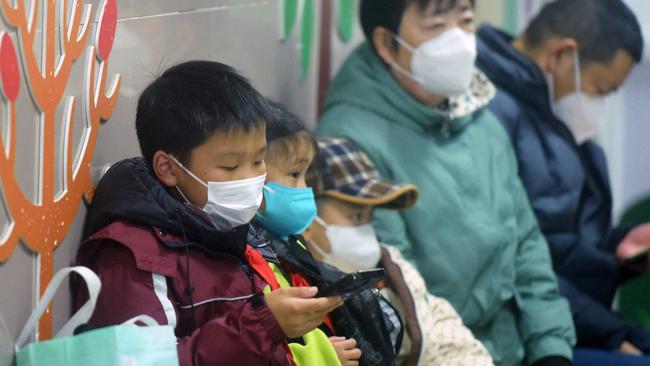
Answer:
[{"left": 72, "top": 158, "right": 293, "bottom": 366}]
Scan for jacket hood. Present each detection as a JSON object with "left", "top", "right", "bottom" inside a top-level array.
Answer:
[
  {"left": 84, "top": 157, "right": 248, "bottom": 257},
  {"left": 477, "top": 24, "right": 554, "bottom": 115},
  {"left": 324, "top": 42, "right": 495, "bottom": 135}
]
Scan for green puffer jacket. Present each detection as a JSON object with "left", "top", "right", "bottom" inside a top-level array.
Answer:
[{"left": 317, "top": 43, "right": 576, "bottom": 366}]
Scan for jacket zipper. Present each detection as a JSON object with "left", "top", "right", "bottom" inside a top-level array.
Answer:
[{"left": 440, "top": 113, "right": 452, "bottom": 139}]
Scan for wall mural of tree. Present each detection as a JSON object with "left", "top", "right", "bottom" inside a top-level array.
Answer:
[{"left": 0, "top": 0, "right": 121, "bottom": 340}]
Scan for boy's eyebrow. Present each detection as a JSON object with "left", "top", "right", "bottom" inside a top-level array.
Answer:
[
  {"left": 294, "top": 157, "right": 311, "bottom": 164},
  {"left": 217, "top": 146, "right": 266, "bottom": 159},
  {"left": 217, "top": 151, "right": 244, "bottom": 159}
]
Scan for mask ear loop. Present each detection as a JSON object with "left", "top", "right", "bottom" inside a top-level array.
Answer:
[
  {"left": 308, "top": 216, "right": 331, "bottom": 257},
  {"left": 168, "top": 154, "right": 209, "bottom": 188},
  {"left": 573, "top": 50, "right": 582, "bottom": 95},
  {"left": 314, "top": 216, "right": 328, "bottom": 228},
  {"left": 547, "top": 49, "right": 581, "bottom": 105},
  {"left": 175, "top": 186, "right": 192, "bottom": 204},
  {"left": 387, "top": 31, "right": 422, "bottom": 84},
  {"left": 168, "top": 154, "right": 207, "bottom": 206}
]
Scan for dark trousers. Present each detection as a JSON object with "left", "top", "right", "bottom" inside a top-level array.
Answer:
[{"left": 574, "top": 348, "right": 650, "bottom": 366}]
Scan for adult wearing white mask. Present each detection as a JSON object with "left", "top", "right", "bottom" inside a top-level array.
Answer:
[
  {"left": 477, "top": 1, "right": 650, "bottom": 365},
  {"left": 317, "top": 1, "right": 575, "bottom": 365}
]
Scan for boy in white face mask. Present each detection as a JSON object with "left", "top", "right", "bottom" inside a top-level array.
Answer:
[
  {"left": 73, "top": 61, "right": 342, "bottom": 366},
  {"left": 305, "top": 137, "right": 493, "bottom": 366}
]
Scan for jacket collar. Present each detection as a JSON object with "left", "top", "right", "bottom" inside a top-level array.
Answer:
[
  {"left": 84, "top": 157, "right": 248, "bottom": 257},
  {"left": 324, "top": 42, "right": 495, "bottom": 136},
  {"left": 249, "top": 224, "right": 325, "bottom": 282},
  {"left": 477, "top": 24, "right": 554, "bottom": 117}
]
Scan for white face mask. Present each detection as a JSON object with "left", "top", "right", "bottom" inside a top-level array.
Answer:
[
  {"left": 392, "top": 27, "right": 477, "bottom": 97},
  {"left": 310, "top": 217, "right": 381, "bottom": 273},
  {"left": 549, "top": 51, "right": 606, "bottom": 144},
  {"left": 169, "top": 155, "right": 266, "bottom": 231}
]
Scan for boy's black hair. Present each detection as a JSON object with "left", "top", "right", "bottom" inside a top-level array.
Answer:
[
  {"left": 266, "top": 101, "right": 320, "bottom": 182},
  {"left": 266, "top": 101, "right": 309, "bottom": 144},
  {"left": 523, "top": 0, "right": 643, "bottom": 65},
  {"left": 360, "top": 0, "right": 475, "bottom": 50},
  {"left": 136, "top": 60, "right": 273, "bottom": 166}
]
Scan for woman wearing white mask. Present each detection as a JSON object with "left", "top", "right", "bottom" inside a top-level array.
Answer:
[
  {"left": 305, "top": 137, "right": 493, "bottom": 366},
  {"left": 317, "top": 1, "right": 576, "bottom": 365}
]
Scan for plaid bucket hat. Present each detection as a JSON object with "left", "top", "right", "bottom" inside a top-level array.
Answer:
[{"left": 312, "top": 137, "right": 419, "bottom": 210}]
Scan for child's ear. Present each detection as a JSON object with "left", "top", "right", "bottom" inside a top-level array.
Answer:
[{"left": 152, "top": 151, "right": 179, "bottom": 188}]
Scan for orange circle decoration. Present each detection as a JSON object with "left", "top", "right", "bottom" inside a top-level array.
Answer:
[
  {"left": 0, "top": 32, "right": 19, "bottom": 101},
  {"left": 95, "top": 0, "right": 117, "bottom": 61}
]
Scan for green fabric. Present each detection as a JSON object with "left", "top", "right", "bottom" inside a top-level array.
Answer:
[
  {"left": 300, "top": 0, "right": 315, "bottom": 79},
  {"left": 620, "top": 196, "right": 650, "bottom": 226},
  {"left": 619, "top": 275, "right": 650, "bottom": 330},
  {"left": 283, "top": 0, "right": 298, "bottom": 40},
  {"left": 268, "top": 263, "right": 341, "bottom": 366},
  {"left": 619, "top": 196, "right": 650, "bottom": 330},
  {"left": 317, "top": 43, "right": 575, "bottom": 366},
  {"left": 16, "top": 324, "right": 178, "bottom": 366},
  {"left": 337, "top": 0, "right": 356, "bottom": 42}
]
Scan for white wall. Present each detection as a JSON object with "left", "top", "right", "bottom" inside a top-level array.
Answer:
[{"left": 615, "top": 0, "right": 650, "bottom": 218}]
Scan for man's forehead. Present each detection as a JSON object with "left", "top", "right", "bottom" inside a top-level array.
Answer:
[{"left": 418, "top": 0, "right": 471, "bottom": 16}]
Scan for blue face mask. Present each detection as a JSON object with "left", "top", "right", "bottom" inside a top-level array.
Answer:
[{"left": 254, "top": 182, "right": 317, "bottom": 240}]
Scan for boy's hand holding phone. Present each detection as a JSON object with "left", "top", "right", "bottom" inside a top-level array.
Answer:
[{"left": 265, "top": 287, "right": 342, "bottom": 338}]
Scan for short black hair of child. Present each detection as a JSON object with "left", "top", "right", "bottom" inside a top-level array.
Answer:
[
  {"left": 136, "top": 60, "right": 273, "bottom": 166},
  {"left": 266, "top": 101, "right": 320, "bottom": 183}
]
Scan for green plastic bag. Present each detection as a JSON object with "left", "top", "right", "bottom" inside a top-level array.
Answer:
[{"left": 14, "top": 267, "right": 179, "bottom": 366}]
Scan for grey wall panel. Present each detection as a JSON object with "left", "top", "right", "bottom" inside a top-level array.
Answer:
[{"left": 0, "top": 245, "right": 36, "bottom": 345}]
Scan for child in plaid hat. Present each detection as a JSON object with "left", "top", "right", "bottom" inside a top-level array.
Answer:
[{"left": 307, "top": 136, "right": 493, "bottom": 366}]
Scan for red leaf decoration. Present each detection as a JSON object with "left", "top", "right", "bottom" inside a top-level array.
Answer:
[
  {"left": 0, "top": 32, "right": 20, "bottom": 102},
  {"left": 96, "top": 0, "right": 117, "bottom": 61}
]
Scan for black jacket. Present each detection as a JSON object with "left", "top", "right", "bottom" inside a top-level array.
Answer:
[
  {"left": 248, "top": 225, "right": 402, "bottom": 366},
  {"left": 476, "top": 25, "right": 648, "bottom": 352}
]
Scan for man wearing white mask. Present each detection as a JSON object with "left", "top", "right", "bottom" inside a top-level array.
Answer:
[
  {"left": 306, "top": 136, "right": 494, "bottom": 366},
  {"left": 317, "top": 1, "right": 576, "bottom": 365},
  {"left": 477, "top": 1, "right": 650, "bottom": 364}
]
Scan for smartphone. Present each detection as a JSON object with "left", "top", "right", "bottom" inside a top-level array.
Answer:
[
  {"left": 316, "top": 268, "right": 386, "bottom": 298},
  {"left": 623, "top": 248, "right": 650, "bottom": 267}
]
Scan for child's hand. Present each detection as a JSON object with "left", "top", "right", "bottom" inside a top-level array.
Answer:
[
  {"left": 265, "top": 287, "right": 342, "bottom": 338},
  {"left": 329, "top": 336, "right": 362, "bottom": 366}
]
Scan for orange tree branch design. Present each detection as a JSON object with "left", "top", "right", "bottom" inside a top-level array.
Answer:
[{"left": 0, "top": 0, "right": 120, "bottom": 340}]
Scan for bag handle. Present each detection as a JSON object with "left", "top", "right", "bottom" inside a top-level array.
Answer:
[
  {"left": 15, "top": 266, "right": 101, "bottom": 352},
  {"left": 122, "top": 315, "right": 160, "bottom": 327}
]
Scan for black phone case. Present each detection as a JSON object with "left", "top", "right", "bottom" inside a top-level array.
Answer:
[{"left": 316, "top": 268, "right": 386, "bottom": 298}]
